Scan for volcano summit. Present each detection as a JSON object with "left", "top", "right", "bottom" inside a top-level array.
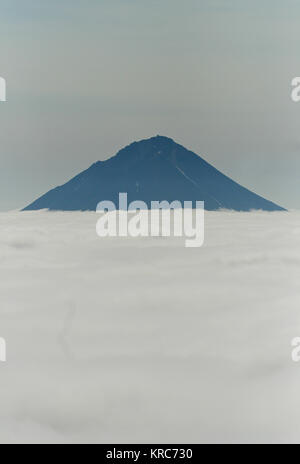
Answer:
[{"left": 23, "top": 136, "right": 285, "bottom": 212}]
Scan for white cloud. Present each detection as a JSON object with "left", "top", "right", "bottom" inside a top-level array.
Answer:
[{"left": 0, "top": 210, "right": 299, "bottom": 443}]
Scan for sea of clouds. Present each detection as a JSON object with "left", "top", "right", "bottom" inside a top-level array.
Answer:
[{"left": 0, "top": 210, "right": 300, "bottom": 444}]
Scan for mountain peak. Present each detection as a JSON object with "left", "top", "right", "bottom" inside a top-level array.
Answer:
[
  {"left": 135, "top": 135, "right": 175, "bottom": 144},
  {"left": 23, "top": 137, "right": 285, "bottom": 212},
  {"left": 114, "top": 135, "right": 176, "bottom": 160}
]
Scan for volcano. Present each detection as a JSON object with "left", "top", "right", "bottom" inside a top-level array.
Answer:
[{"left": 23, "top": 136, "right": 285, "bottom": 211}]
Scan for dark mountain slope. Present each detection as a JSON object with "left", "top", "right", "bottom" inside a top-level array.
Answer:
[{"left": 23, "top": 136, "right": 285, "bottom": 212}]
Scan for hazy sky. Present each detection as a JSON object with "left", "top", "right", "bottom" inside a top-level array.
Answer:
[{"left": 0, "top": 0, "right": 299, "bottom": 210}]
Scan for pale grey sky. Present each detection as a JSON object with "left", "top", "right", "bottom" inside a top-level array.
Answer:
[{"left": 0, "top": 0, "right": 299, "bottom": 210}]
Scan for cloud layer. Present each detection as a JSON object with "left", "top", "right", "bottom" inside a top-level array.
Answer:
[{"left": 0, "top": 210, "right": 299, "bottom": 443}]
